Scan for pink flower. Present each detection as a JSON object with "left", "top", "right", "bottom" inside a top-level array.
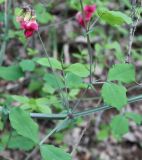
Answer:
[
  {"left": 84, "top": 5, "right": 96, "bottom": 14},
  {"left": 20, "top": 19, "right": 39, "bottom": 38},
  {"left": 76, "top": 4, "right": 96, "bottom": 27},
  {"left": 76, "top": 12, "right": 85, "bottom": 27}
]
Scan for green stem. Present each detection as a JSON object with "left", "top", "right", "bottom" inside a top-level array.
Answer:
[
  {"left": 30, "top": 112, "right": 67, "bottom": 120},
  {"left": 79, "top": 0, "right": 93, "bottom": 84},
  {"left": 25, "top": 118, "right": 68, "bottom": 160},
  {"left": 74, "top": 94, "right": 142, "bottom": 118},
  {"left": 39, "top": 117, "right": 68, "bottom": 145},
  {"left": 74, "top": 105, "right": 112, "bottom": 118},
  {"left": 37, "top": 31, "right": 70, "bottom": 112},
  {"left": 1, "top": 95, "right": 142, "bottom": 120}
]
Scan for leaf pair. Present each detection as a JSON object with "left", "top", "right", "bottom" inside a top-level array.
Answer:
[{"left": 9, "top": 108, "right": 72, "bottom": 160}]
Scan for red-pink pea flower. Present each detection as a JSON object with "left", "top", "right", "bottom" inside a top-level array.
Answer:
[
  {"left": 76, "top": 4, "right": 96, "bottom": 27},
  {"left": 16, "top": 7, "right": 38, "bottom": 38},
  {"left": 20, "top": 19, "right": 39, "bottom": 38}
]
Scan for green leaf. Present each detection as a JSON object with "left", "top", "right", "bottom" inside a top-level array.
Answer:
[
  {"left": 11, "top": 95, "right": 29, "bottom": 103},
  {"left": 65, "top": 63, "right": 89, "bottom": 77},
  {"left": 35, "top": 3, "right": 44, "bottom": 13},
  {"left": 65, "top": 73, "right": 82, "bottom": 88},
  {"left": 0, "top": 65, "right": 23, "bottom": 81},
  {"left": 125, "top": 112, "right": 142, "bottom": 125},
  {"left": 97, "top": 8, "right": 132, "bottom": 25},
  {"left": 36, "top": 98, "right": 51, "bottom": 114},
  {"left": 19, "top": 59, "right": 35, "bottom": 71},
  {"left": 44, "top": 73, "right": 64, "bottom": 89},
  {"left": 35, "top": 3, "right": 53, "bottom": 24},
  {"left": 108, "top": 64, "right": 135, "bottom": 83},
  {"left": 9, "top": 108, "right": 39, "bottom": 144},
  {"left": 101, "top": 83, "right": 127, "bottom": 110},
  {"left": 36, "top": 57, "right": 62, "bottom": 70},
  {"left": 37, "top": 12, "right": 53, "bottom": 24},
  {"left": 110, "top": 115, "right": 129, "bottom": 137},
  {"left": 8, "top": 132, "right": 35, "bottom": 151},
  {"left": 40, "top": 145, "right": 72, "bottom": 160},
  {"left": 20, "top": 99, "right": 37, "bottom": 111}
]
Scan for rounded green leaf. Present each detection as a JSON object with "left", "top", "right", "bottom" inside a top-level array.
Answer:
[
  {"left": 108, "top": 64, "right": 135, "bottom": 83},
  {"left": 43, "top": 73, "right": 64, "bottom": 89},
  {"left": 65, "top": 73, "right": 82, "bottom": 88},
  {"left": 101, "top": 82, "right": 127, "bottom": 110},
  {"left": 110, "top": 115, "right": 129, "bottom": 137}
]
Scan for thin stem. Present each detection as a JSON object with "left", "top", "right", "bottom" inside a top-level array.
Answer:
[
  {"left": 71, "top": 119, "right": 90, "bottom": 156},
  {"left": 37, "top": 31, "right": 70, "bottom": 113},
  {"left": 74, "top": 105, "right": 112, "bottom": 118},
  {"left": 25, "top": 118, "right": 68, "bottom": 160},
  {"left": 60, "top": 59, "right": 70, "bottom": 111},
  {"left": 72, "top": 84, "right": 90, "bottom": 112},
  {"left": 79, "top": 0, "right": 94, "bottom": 84},
  {"left": 39, "top": 126, "right": 58, "bottom": 146},
  {"left": 89, "top": 16, "right": 100, "bottom": 31}
]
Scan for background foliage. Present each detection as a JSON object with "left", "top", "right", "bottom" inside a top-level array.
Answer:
[{"left": 0, "top": 0, "right": 142, "bottom": 160}]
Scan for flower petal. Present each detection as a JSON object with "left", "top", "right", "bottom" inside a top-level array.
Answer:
[{"left": 24, "top": 30, "right": 34, "bottom": 38}]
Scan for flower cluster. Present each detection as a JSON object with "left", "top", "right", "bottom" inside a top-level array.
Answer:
[
  {"left": 20, "top": 19, "right": 38, "bottom": 38},
  {"left": 16, "top": 7, "right": 38, "bottom": 38},
  {"left": 17, "top": 4, "right": 96, "bottom": 37},
  {"left": 76, "top": 4, "right": 96, "bottom": 27}
]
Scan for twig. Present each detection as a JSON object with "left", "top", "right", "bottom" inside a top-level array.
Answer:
[
  {"left": 71, "top": 119, "right": 90, "bottom": 156},
  {"left": 71, "top": 98, "right": 101, "bottom": 156}
]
